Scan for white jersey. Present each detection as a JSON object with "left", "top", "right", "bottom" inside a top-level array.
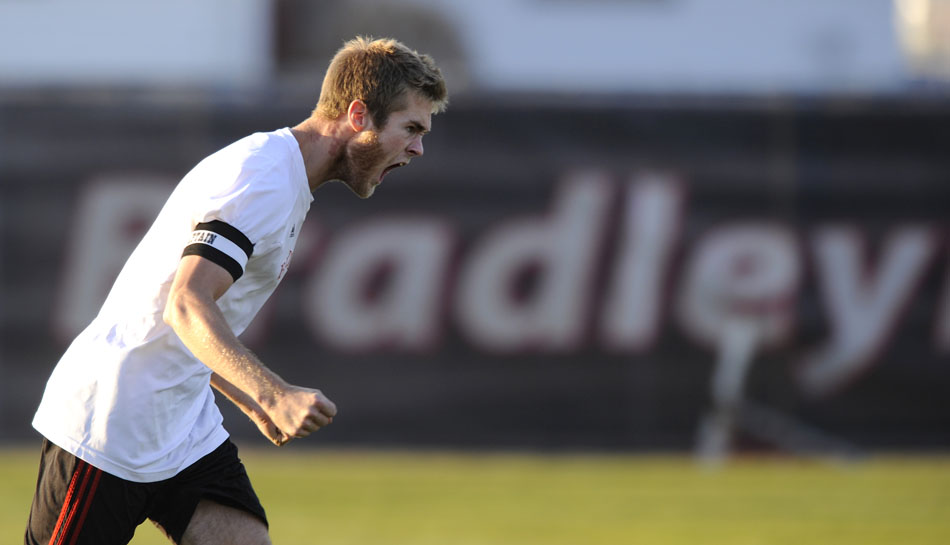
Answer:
[{"left": 33, "top": 128, "right": 313, "bottom": 482}]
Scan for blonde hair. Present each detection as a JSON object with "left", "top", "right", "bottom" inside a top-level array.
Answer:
[{"left": 315, "top": 36, "right": 449, "bottom": 128}]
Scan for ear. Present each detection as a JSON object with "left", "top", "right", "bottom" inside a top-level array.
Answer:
[{"left": 346, "top": 100, "right": 371, "bottom": 132}]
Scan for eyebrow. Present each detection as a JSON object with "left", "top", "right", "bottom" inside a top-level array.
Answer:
[{"left": 406, "top": 120, "right": 430, "bottom": 134}]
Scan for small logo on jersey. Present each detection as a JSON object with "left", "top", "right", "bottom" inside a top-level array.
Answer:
[
  {"left": 279, "top": 250, "right": 294, "bottom": 280},
  {"left": 289, "top": 225, "right": 296, "bottom": 238},
  {"left": 190, "top": 231, "right": 218, "bottom": 245}
]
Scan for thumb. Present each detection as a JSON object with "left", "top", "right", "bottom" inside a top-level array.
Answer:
[
  {"left": 253, "top": 413, "right": 288, "bottom": 446},
  {"left": 273, "top": 428, "right": 291, "bottom": 447},
  {"left": 264, "top": 421, "right": 287, "bottom": 446}
]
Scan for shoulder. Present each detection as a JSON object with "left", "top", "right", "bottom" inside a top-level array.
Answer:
[
  {"left": 199, "top": 130, "right": 298, "bottom": 205},
  {"left": 215, "top": 130, "right": 295, "bottom": 183},
  {"left": 184, "top": 130, "right": 300, "bottom": 245}
]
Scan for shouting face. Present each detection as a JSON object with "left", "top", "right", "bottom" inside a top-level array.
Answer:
[{"left": 342, "top": 91, "right": 433, "bottom": 198}]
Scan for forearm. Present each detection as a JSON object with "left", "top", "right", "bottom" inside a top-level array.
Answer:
[
  {"left": 211, "top": 372, "right": 265, "bottom": 417},
  {"left": 164, "top": 289, "right": 283, "bottom": 411}
]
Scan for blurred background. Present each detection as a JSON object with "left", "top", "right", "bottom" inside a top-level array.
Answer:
[
  {"left": 3, "top": 1, "right": 950, "bottom": 543},
  {"left": 1, "top": 0, "right": 950, "bottom": 479}
]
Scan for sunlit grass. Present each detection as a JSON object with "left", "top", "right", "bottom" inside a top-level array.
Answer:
[{"left": 3, "top": 445, "right": 949, "bottom": 544}]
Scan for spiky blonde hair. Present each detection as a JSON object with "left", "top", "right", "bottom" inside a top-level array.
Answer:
[{"left": 315, "top": 36, "right": 448, "bottom": 128}]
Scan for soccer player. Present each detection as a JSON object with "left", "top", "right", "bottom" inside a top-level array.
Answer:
[{"left": 25, "top": 37, "right": 448, "bottom": 545}]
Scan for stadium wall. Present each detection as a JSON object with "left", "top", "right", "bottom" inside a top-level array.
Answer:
[{"left": 1, "top": 94, "right": 948, "bottom": 452}]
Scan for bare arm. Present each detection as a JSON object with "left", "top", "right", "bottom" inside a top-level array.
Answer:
[{"left": 164, "top": 255, "right": 337, "bottom": 442}]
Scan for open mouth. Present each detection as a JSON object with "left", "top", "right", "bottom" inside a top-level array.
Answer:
[{"left": 379, "top": 162, "right": 407, "bottom": 182}]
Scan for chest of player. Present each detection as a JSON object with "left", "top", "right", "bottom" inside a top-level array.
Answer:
[{"left": 242, "top": 218, "right": 303, "bottom": 289}]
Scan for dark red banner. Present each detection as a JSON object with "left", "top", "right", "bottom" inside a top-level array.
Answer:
[{"left": 2, "top": 95, "right": 948, "bottom": 452}]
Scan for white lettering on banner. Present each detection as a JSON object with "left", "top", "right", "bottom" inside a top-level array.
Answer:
[
  {"left": 53, "top": 174, "right": 949, "bottom": 396},
  {"left": 797, "top": 227, "right": 938, "bottom": 396},
  {"left": 676, "top": 224, "right": 801, "bottom": 350},
  {"left": 937, "top": 258, "right": 950, "bottom": 353},
  {"left": 54, "top": 176, "right": 173, "bottom": 341},
  {"left": 303, "top": 219, "right": 453, "bottom": 351},
  {"left": 454, "top": 174, "right": 612, "bottom": 352},
  {"left": 601, "top": 175, "right": 683, "bottom": 351}
]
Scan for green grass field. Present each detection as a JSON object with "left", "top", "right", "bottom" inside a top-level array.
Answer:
[{"left": 4, "top": 446, "right": 949, "bottom": 544}]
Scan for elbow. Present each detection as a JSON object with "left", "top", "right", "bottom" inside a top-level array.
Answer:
[{"left": 162, "top": 291, "right": 187, "bottom": 330}]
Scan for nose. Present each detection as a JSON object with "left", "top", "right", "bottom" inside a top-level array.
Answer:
[{"left": 407, "top": 136, "right": 424, "bottom": 157}]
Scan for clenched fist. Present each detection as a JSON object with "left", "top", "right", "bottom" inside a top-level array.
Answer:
[{"left": 266, "top": 385, "right": 338, "bottom": 444}]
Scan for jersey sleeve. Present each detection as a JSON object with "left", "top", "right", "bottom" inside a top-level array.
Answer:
[{"left": 182, "top": 157, "right": 294, "bottom": 282}]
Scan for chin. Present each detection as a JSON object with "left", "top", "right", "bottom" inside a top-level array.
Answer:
[
  {"left": 345, "top": 180, "right": 377, "bottom": 199},
  {"left": 358, "top": 186, "right": 376, "bottom": 199}
]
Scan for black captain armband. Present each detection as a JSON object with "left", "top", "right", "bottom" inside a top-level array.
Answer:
[{"left": 182, "top": 220, "right": 254, "bottom": 281}]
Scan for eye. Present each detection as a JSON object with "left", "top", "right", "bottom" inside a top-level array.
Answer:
[{"left": 405, "top": 123, "right": 428, "bottom": 136}]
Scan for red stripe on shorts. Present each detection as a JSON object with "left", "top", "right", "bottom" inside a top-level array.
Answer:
[
  {"left": 66, "top": 466, "right": 103, "bottom": 545},
  {"left": 48, "top": 460, "right": 97, "bottom": 545},
  {"left": 47, "top": 460, "right": 87, "bottom": 545}
]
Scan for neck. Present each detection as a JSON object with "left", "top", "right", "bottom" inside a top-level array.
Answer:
[{"left": 290, "top": 116, "right": 351, "bottom": 192}]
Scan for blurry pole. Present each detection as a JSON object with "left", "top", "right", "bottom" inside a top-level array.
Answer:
[
  {"left": 695, "top": 292, "right": 865, "bottom": 463},
  {"left": 680, "top": 226, "right": 800, "bottom": 466},
  {"left": 696, "top": 309, "right": 763, "bottom": 466}
]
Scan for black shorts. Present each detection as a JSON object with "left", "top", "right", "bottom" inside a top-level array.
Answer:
[{"left": 24, "top": 438, "right": 267, "bottom": 545}]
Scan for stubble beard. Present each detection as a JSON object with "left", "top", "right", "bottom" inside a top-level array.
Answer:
[{"left": 340, "top": 130, "right": 386, "bottom": 199}]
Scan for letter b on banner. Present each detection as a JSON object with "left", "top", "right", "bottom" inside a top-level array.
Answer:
[{"left": 55, "top": 176, "right": 173, "bottom": 340}]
